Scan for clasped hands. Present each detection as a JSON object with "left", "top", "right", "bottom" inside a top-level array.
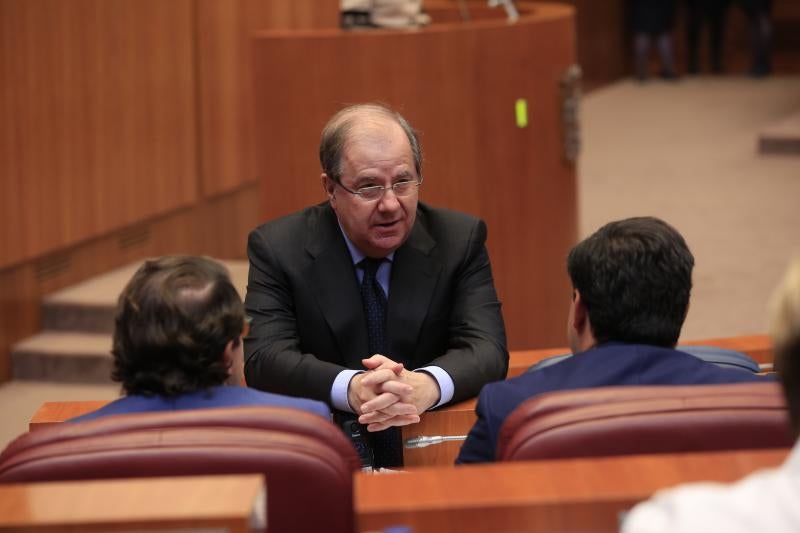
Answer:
[{"left": 347, "top": 354, "right": 440, "bottom": 432}]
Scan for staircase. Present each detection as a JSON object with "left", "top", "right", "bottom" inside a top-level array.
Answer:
[{"left": 11, "top": 260, "right": 250, "bottom": 384}]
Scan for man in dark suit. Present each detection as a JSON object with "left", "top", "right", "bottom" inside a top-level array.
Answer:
[
  {"left": 456, "top": 216, "right": 771, "bottom": 464},
  {"left": 244, "top": 103, "right": 508, "bottom": 466},
  {"left": 72, "top": 255, "right": 331, "bottom": 422}
]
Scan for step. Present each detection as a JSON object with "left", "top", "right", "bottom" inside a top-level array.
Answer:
[
  {"left": 758, "top": 110, "right": 800, "bottom": 156},
  {"left": 12, "top": 332, "right": 114, "bottom": 384},
  {"left": 42, "top": 260, "right": 250, "bottom": 333}
]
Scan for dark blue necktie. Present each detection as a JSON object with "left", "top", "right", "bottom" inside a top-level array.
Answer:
[
  {"left": 359, "top": 257, "right": 403, "bottom": 468},
  {"left": 360, "top": 258, "right": 387, "bottom": 356}
]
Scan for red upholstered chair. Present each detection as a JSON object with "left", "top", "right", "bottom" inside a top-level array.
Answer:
[
  {"left": 497, "top": 381, "right": 793, "bottom": 462},
  {"left": 0, "top": 406, "right": 361, "bottom": 533}
]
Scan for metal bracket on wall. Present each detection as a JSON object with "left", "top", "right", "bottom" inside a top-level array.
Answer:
[
  {"left": 561, "top": 64, "right": 582, "bottom": 164},
  {"left": 35, "top": 253, "right": 71, "bottom": 282},
  {"left": 117, "top": 225, "right": 150, "bottom": 251}
]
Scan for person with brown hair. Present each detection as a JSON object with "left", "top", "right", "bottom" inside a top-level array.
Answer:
[{"left": 71, "top": 255, "right": 330, "bottom": 422}]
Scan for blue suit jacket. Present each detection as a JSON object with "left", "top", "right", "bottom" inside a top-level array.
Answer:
[
  {"left": 69, "top": 385, "right": 331, "bottom": 422},
  {"left": 456, "top": 343, "right": 774, "bottom": 464}
]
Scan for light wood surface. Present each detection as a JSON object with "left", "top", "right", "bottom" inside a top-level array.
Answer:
[
  {"left": 507, "top": 333, "right": 775, "bottom": 377},
  {"left": 682, "top": 334, "right": 774, "bottom": 366},
  {"left": 29, "top": 400, "right": 110, "bottom": 431},
  {"left": 402, "top": 398, "right": 477, "bottom": 468},
  {"left": 356, "top": 448, "right": 789, "bottom": 532},
  {"left": 252, "top": 2, "right": 579, "bottom": 351},
  {"left": 0, "top": 474, "right": 265, "bottom": 532}
]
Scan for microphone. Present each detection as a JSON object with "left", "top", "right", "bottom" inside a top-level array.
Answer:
[{"left": 404, "top": 435, "right": 467, "bottom": 449}]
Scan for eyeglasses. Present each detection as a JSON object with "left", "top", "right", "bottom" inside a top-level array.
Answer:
[{"left": 335, "top": 177, "right": 423, "bottom": 202}]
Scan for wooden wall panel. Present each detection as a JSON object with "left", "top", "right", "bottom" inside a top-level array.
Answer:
[
  {"left": 0, "top": 0, "right": 331, "bottom": 382},
  {"left": 0, "top": 0, "right": 198, "bottom": 269},
  {"left": 252, "top": 3, "right": 578, "bottom": 350},
  {"left": 194, "top": 0, "right": 338, "bottom": 197}
]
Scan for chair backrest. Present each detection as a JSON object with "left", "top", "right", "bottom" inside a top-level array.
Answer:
[
  {"left": 0, "top": 406, "right": 361, "bottom": 533},
  {"left": 497, "top": 381, "right": 794, "bottom": 462}
]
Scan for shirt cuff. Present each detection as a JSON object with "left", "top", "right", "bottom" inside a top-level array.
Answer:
[
  {"left": 331, "top": 369, "right": 363, "bottom": 413},
  {"left": 415, "top": 366, "right": 454, "bottom": 409}
]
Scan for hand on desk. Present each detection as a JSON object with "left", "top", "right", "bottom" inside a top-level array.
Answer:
[{"left": 350, "top": 354, "right": 441, "bottom": 432}]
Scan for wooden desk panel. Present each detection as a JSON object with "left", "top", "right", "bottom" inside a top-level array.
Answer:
[
  {"left": 507, "top": 334, "right": 774, "bottom": 377},
  {"left": 356, "top": 449, "right": 789, "bottom": 533},
  {"left": 0, "top": 474, "right": 265, "bottom": 532},
  {"left": 402, "top": 398, "right": 476, "bottom": 468},
  {"left": 682, "top": 334, "right": 773, "bottom": 366},
  {"left": 29, "top": 401, "right": 109, "bottom": 431}
]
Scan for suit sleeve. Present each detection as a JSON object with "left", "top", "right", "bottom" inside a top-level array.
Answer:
[
  {"left": 455, "top": 385, "right": 499, "bottom": 463},
  {"left": 243, "top": 228, "right": 345, "bottom": 404},
  {"left": 428, "top": 219, "right": 509, "bottom": 404}
]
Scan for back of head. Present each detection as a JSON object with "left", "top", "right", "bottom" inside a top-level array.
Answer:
[
  {"left": 567, "top": 216, "right": 694, "bottom": 347},
  {"left": 112, "top": 255, "right": 245, "bottom": 396},
  {"left": 770, "top": 257, "right": 800, "bottom": 437}
]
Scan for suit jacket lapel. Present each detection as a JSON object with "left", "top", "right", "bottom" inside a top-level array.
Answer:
[
  {"left": 387, "top": 212, "right": 441, "bottom": 367},
  {"left": 306, "top": 205, "right": 369, "bottom": 369}
]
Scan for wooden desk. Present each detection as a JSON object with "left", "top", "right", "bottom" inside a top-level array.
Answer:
[
  {"left": 26, "top": 334, "right": 776, "bottom": 466},
  {"left": 356, "top": 448, "right": 788, "bottom": 533},
  {"left": 507, "top": 334, "right": 774, "bottom": 377},
  {"left": 0, "top": 474, "right": 265, "bottom": 532},
  {"left": 29, "top": 401, "right": 109, "bottom": 431}
]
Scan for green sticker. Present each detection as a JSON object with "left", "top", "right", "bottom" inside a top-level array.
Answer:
[{"left": 515, "top": 98, "right": 528, "bottom": 128}]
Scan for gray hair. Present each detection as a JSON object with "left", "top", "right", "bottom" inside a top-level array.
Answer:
[{"left": 319, "top": 103, "right": 423, "bottom": 181}]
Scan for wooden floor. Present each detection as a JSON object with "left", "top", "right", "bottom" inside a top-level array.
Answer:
[{"left": 579, "top": 75, "right": 800, "bottom": 342}]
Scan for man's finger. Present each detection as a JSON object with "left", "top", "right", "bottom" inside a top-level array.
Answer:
[
  {"left": 357, "top": 410, "right": 393, "bottom": 424},
  {"left": 362, "top": 355, "right": 404, "bottom": 375},
  {"left": 360, "top": 368, "right": 403, "bottom": 389},
  {"left": 359, "top": 401, "right": 417, "bottom": 423},
  {"left": 366, "top": 414, "right": 421, "bottom": 432},
  {"left": 379, "top": 379, "right": 414, "bottom": 398},
  {"left": 359, "top": 391, "right": 401, "bottom": 413}
]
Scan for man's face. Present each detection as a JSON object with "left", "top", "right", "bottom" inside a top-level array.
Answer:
[{"left": 324, "top": 120, "right": 419, "bottom": 258}]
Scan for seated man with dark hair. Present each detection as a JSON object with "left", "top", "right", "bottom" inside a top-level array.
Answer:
[
  {"left": 71, "top": 255, "right": 329, "bottom": 422},
  {"left": 456, "top": 216, "right": 772, "bottom": 463}
]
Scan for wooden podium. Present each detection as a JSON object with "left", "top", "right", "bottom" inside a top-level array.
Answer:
[{"left": 251, "top": 2, "right": 579, "bottom": 351}]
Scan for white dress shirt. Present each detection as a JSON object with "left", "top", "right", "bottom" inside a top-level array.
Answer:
[
  {"left": 329, "top": 229, "right": 454, "bottom": 412},
  {"left": 622, "top": 439, "right": 800, "bottom": 533}
]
